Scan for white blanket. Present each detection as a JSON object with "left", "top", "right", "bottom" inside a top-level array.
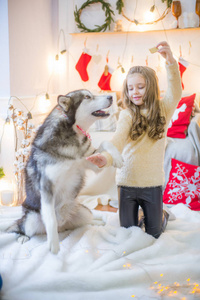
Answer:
[{"left": 0, "top": 204, "right": 200, "bottom": 300}]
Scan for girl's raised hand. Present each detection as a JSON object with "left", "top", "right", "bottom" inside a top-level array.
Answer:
[{"left": 156, "top": 41, "right": 176, "bottom": 65}]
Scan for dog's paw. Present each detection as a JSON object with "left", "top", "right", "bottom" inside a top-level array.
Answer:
[
  {"left": 48, "top": 236, "right": 60, "bottom": 254},
  {"left": 50, "top": 243, "right": 60, "bottom": 254},
  {"left": 17, "top": 235, "right": 30, "bottom": 244},
  {"left": 112, "top": 154, "right": 123, "bottom": 169},
  {"left": 99, "top": 141, "right": 123, "bottom": 169}
]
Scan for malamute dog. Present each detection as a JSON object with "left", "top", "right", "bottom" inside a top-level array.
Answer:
[{"left": 7, "top": 90, "right": 123, "bottom": 254}]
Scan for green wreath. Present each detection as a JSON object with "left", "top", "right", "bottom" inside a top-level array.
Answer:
[{"left": 74, "top": 0, "right": 115, "bottom": 33}]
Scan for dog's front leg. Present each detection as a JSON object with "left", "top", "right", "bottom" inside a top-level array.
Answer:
[
  {"left": 41, "top": 193, "right": 60, "bottom": 254},
  {"left": 98, "top": 141, "right": 123, "bottom": 168}
]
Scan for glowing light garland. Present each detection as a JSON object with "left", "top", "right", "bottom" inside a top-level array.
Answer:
[
  {"left": 1, "top": 240, "right": 200, "bottom": 299},
  {"left": 150, "top": 277, "right": 200, "bottom": 298},
  {"left": 121, "top": 3, "right": 171, "bottom": 26}
]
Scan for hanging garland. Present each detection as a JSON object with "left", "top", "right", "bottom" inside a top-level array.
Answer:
[
  {"left": 161, "top": 0, "right": 173, "bottom": 8},
  {"left": 121, "top": 8, "right": 170, "bottom": 26},
  {"left": 116, "top": 0, "right": 172, "bottom": 14},
  {"left": 74, "top": 0, "right": 115, "bottom": 33},
  {"left": 116, "top": 0, "right": 171, "bottom": 25},
  {"left": 116, "top": 0, "right": 124, "bottom": 14},
  {"left": 0, "top": 167, "right": 5, "bottom": 179}
]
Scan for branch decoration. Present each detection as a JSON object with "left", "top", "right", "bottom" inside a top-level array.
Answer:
[
  {"left": 8, "top": 104, "right": 36, "bottom": 205},
  {"left": 116, "top": 0, "right": 171, "bottom": 25}
]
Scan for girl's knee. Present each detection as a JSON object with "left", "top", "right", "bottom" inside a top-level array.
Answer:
[
  {"left": 146, "top": 210, "right": 169, "bottom": 238},
  {"left": 146, "top": 226, "right": 162, "bottom": 238}
]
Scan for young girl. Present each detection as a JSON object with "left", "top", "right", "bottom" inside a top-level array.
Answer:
[{"left": 87, "top": 41, "right": 182, "bottom": 238}]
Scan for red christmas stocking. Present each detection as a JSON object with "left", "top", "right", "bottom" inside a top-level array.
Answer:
[
  {"left": 178, "top": 57, "right": 189, "bottom": 90},
  {"left": 98, "top": 65, "right": 112, "bottom": 91},
  {"left": 75, "top": 52, "right": 92, "bottom": 82}
]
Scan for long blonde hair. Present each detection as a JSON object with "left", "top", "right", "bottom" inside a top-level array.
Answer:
[{"left": 122, "top": 66, "right": 166, "bottom": 141}]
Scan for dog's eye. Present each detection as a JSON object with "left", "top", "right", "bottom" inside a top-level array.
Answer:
[{"left": 85, "top": 95, "right": 91, "bottom": 99}]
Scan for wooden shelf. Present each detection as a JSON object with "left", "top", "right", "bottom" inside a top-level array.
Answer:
[{"left": 70, "top": 27, "right": 200, "bottom": 36}]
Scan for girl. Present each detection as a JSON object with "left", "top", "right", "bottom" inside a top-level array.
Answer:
[{"left": 87, "top": 41, "right": 182, "bottom": 238}]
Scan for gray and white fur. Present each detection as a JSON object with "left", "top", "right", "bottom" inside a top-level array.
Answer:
[{"left": 7, "top": 89, "right": 123, "bottom": 254}]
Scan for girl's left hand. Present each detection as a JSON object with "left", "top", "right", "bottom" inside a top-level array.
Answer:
[{"left": 156, "top": 41, "right": 176, "bottom": 65}]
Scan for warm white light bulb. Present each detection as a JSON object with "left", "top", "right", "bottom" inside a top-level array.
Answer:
[
  {"left": 38, "top": 95, "right": 51, "bottom": 114},
  {"left": 144, "top": 11, "right": 155, "bottom": 22}
]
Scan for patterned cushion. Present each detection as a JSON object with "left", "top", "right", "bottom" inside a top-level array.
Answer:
[
  {"left": 163, "top": 159, "right": 200, "bottom": 211},
  {"left": 167, "top": 94, "right": 196, "bottom": 138}
]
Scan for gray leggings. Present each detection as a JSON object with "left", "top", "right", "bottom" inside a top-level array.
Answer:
[{"left": 119, "top": 186, "right": 163, "bottom": 238}]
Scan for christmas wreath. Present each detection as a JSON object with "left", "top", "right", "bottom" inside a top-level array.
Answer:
[{"left": 74, "top": 0, "right": 115, "bottom": 32}]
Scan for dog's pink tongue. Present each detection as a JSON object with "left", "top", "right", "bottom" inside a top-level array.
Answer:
[
  {"left": 96, "top": 110, "right": 104, "bottom": 114},
  {"left": 92, "top": 109, "right": 109, "bottom": 117}
]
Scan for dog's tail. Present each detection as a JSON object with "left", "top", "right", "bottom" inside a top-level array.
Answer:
[
  {"left": 5, "top": 221, "right": 21, "bottom": 234},
  {"left": 0, "top": 219, "right": 19, "bottom": 234},
  {"left": 0, "top": 206, "right": 23, "bottom": 233},
  {"left": 5, "top": 220, "right": 31, "bottom": 245}
]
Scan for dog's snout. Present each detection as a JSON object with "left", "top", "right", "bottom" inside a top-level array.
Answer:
[{"left": 107, "top": 95, "right": 113, "bottom": 103}]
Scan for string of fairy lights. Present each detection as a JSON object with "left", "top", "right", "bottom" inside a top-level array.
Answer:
[
  {"left": 0, "top": 27, "right": 69, "bottom": 205},
  {"left": 0, "top": 28, "right": 68, "bottom": 153},
  {"left": 0, "top": 1, "right": 200, "bottom": 204},
  {"left": 1, "top": 1, "right": 200, "bottom": 124},
  {"left": 0, "top": 3, "right": 199, "bottom": 298},
  {"left": 0, "top": 237, "right": 200, "bottom": 298}
]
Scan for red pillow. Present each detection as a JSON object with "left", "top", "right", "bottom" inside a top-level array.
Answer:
[
  {"left": 163, "top": 159, "right": 200, "bottom": 211},
  {"left": 167, "top": 94, "right": 196, "bottom": 139}
]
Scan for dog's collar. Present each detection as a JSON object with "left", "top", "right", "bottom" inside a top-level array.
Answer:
[{"left": 76, "top": 125, "right": 91, "bottom": 140}]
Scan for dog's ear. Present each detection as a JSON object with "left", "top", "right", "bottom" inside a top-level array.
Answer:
[{"left": 58, "top": 95, "right": 71, "bottom": 112}]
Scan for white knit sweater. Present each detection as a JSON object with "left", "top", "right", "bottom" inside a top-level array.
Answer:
[{"left": 102, "top": 62, "right": 182, "bottom": 188}]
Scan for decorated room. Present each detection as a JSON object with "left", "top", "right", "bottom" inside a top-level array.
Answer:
[{"left": 0, "top": 0, "right": 200, "bottom": 299}]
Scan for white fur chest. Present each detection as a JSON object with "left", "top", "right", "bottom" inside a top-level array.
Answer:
[{"left": 45, "top": 159, "right": 86, "bottom": 207}]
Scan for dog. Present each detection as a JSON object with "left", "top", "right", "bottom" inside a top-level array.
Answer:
[{"left": 7, "top": 89, "right": 123, "bottom": 254}]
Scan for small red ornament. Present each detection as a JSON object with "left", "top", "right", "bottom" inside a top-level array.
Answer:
[{"left": 98, "top": 65, "right": 113, "bottom": 91}]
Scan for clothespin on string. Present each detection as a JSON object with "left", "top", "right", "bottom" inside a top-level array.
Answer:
[
  {"left": 83, "top": 37, "right": 88, "bottom": 52},
  {"left": 179, "top": 45, "right": 182, "bottom": 58},
  {"left": 104, "top": 50, "right": 110, "bottom": 75},
  {"left": 145, "top": 56, "right": 148, "bottom": 66},
  {"left": 188, "top": 41, "right": 192, "bottom": 55}
]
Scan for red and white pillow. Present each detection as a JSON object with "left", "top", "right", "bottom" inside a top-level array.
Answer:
[
  {"left": 167, "top": 94, "right": 196, "bottom": 139},
  {"left": 163, "top": 159, "right": 200, "bottom": 211}
]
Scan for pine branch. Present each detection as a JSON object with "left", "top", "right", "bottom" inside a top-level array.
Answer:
[{"left": 0, "top": 167, "right": 5, "bottom": 179}]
